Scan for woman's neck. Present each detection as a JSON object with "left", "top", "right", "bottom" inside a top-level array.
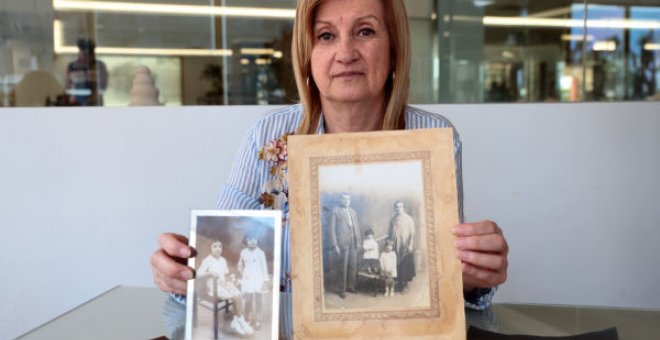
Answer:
[{"left": 321, "top": 98, "right": 385, "bottom": 133}]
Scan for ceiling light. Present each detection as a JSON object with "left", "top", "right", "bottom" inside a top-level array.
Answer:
[
  {"left": 481, "top": 16, "right": 660, "bottom": 29},
  {"left": 240, "top": 48, "right": 284, "bottom": 59},
  {"left": 593, "top": 41, "right": 616, "bottom": 52},
  {"left": 644, "top": 43, "right": 660, "bottom": 51},
  {"left": 240, "top": 48, "right": 275, "bottom": 55},
  {"left": 52, "top": 0, "right": 295, "bottom": 19},
  {"left": 587, "top": 18, "right": 660, "bottom": 29},
  {"left": 53, "top": 1, "right": 660, "bottom": 30},
  {"left": 53, "top": 19, "right": 232, "bottom": 56},
  {"left": 56, "top": 46, "right": 233, "bottom": 56},
  {"left": 482, "top": 16, "right": 582, "bottom": 28},
  {"left": 561, "top": 34, "right": 594, "bottom": 42},
  {"left": 98, "top": 47, "right": 232, "bottom": 56}
]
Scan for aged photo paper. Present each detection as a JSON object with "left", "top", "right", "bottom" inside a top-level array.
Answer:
[
  {"left": 289, "top": 129, "right": 465, "bottom": 339},
  {"left": 185, "top": 210, "right": 282, "bottom": 340}
]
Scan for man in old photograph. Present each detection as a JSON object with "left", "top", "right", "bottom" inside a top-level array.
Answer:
[
  {"left": 329, "top": 193, "right": 362, "bottom": 298},
  {"left": 389, "top": 200, "right": 416, "bottom": 292}
]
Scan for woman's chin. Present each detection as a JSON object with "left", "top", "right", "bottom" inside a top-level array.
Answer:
[{"left": 325, "top": 91, "right": 377, "bottom": 104}]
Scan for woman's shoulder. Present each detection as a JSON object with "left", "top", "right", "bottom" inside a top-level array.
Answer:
[
  {"left": 249, "top": 104, "right": 303, "bottom": 138},
  {"left": 405, "top": 105, "right": 456, "bottom": 129},
  {"left": 256, "top": 103, "right": 303, "bottom": 121}
]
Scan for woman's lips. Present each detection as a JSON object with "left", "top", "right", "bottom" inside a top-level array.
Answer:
[{"left": 333, "top": 71, "right": 364, "bottom": 78}]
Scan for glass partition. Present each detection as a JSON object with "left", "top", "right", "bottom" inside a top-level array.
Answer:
[{"left": 0, "top": 0, "right": 658, "bottom": 107}]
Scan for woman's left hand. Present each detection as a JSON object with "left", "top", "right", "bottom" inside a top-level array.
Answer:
[{"left": 453, "top": 220, "right": 508, "bottom": 292}]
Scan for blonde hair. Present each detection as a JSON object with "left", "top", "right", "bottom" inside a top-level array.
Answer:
[{"left": 292, "top": 0, "right": 411, "bottom": 135}]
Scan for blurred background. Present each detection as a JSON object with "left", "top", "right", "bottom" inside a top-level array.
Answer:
[
  {"left": 1, "top": 0, "right": 658, "bottom": 108},
  {"left": 2, "top": 1, "right": 660, "bottom": 339}
]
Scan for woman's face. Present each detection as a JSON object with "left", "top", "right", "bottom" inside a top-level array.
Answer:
[{"left": 310, "top": 0, "right": 391, "bottom": 106}]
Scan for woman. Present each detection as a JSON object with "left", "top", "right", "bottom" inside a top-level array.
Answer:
[
  {"left": 151, "top": 0, "right": 508, "bottom": 337},
  {"left": 388, "top": 200, "right": 415, "bottom": 293}
]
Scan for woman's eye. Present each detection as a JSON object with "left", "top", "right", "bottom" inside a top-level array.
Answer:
[
  {"left": 317, "top": 32, "right": 334, "bottom": 41},
  {"left": 358, "top": 28, "right": 375, "bottom": 37}
]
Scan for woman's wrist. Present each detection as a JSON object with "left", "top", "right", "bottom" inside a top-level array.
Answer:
[{"left": 464, "top": 287, "right": 493, "bottom": 303}]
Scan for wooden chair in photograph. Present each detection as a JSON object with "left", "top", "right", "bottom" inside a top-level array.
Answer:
[
  {"left": 193, "top": 276, "right": 234, "bottom": 340},
  {"left": 356, "top": 270, "right": 384, "bottom": 297}
]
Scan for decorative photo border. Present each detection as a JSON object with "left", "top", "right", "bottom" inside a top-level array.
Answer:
[
  {"left": 310, "top": 152, "right": 440, "bottom": 321},
  {"left": 289, "top": 129, "right": 465, "bottom": 339}
]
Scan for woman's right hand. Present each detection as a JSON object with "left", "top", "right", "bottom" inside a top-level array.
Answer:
[{"left": 150, "top": 233, "right": 195, "bottom": 295}]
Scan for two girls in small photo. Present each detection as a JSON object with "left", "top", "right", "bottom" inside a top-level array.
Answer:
[{"left": 197, "top": 232, "right": 269, "bottom": 336}]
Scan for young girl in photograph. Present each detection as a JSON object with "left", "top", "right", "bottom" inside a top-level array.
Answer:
[
  {"left": 238, "top": 232, "right": 269, "bottom": 329},
  {"left": 380, "top": 240, "right": 398, "bottom": 297},
  {"left": 197, "top": 240, "right": 254, "bottom": 336},
  {"left": 361, "top": 228, "right": 380, "bottom": 274}
]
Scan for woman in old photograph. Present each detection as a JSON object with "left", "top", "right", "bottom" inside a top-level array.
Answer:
[
  {"left": 151, "top": 0, "right": 509, "bottom": 338},
  {"left": 389, "top": 200, "right": 416, "bottom": 293}
]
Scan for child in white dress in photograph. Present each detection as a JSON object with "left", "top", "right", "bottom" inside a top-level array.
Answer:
[
  {"left": 380, "top": 240, "right": 398, "bottom": 297},
  {"left": 197, "top": 240, "right": 254, "bottom": 336},
  {"left": 361, "top": 228, "right": 380, "bottom": 274},
  {"left": 238, "top": 233, "right": 269, "bottom": 329}
]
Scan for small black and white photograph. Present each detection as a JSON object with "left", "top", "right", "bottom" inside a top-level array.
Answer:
[
  {"left": 185, "top": 210, "right": 281, "bottom": 340},
  {"left": 318, "top": 160, "right": 431, "bottom": 312}
]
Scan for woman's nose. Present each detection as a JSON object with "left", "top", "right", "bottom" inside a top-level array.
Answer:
[{"left": 335, "top": 37, "right": 358, "bottom": 63}]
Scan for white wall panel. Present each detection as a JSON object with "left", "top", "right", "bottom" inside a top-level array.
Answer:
[{"left": 1, "top": 102, "right": 659, "bottom": 338}]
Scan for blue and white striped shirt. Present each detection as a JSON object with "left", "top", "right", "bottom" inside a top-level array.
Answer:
[{"left": 170, "top": 104, "right": 494, "bottom": 338}]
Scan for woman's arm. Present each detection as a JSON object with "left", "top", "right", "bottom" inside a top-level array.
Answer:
[{"left": 151, "top": 124, "right": 263, "bottom": 296}]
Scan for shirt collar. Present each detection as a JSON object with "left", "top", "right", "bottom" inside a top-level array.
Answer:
[
  {"left": 314, "top": 109, "right": 411, "bottom": 134},
  {"left": 315, "top": 113, "right": 326, "bottom": 135}
]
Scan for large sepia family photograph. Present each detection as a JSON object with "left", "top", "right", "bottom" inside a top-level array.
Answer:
[
  {"left": 318, "top": 160, "right": 431, "bottom": 312},
  {"left": 185, "top": 211, "right": 281, "bottom": 340},
  {"left": 289, "top": 129, "right": 465, "bottom": 338}
]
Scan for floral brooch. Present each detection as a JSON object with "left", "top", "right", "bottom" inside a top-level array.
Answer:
[{"left": 258, "top": 133, "right": 292, "bottom": 210}]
